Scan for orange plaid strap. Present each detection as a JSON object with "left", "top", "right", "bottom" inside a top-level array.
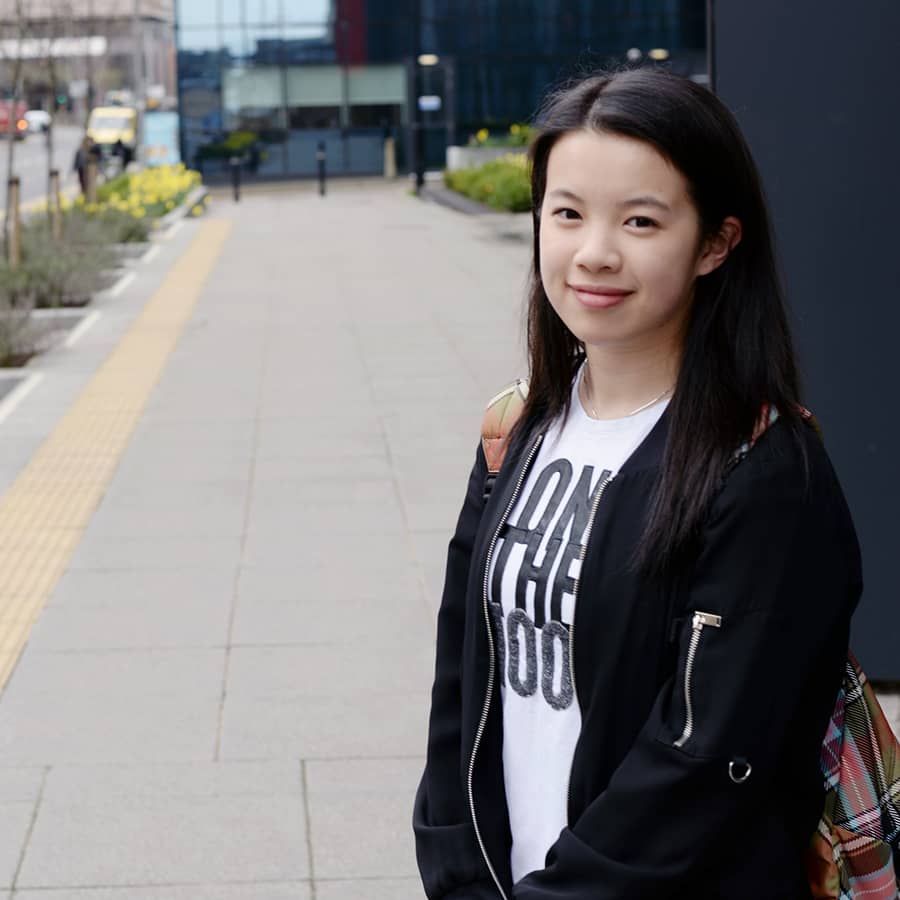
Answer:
[{"left": 481, "top": 379, "right": 529, "bottom": 476}]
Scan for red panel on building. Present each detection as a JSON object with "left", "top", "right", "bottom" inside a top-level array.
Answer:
[{"left": 336, "top": 0, "right": 367, "bottom": 64}]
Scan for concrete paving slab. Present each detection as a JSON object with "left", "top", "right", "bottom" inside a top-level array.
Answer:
[
  {"left": 40, "top": 759, "right": 302, "bottom": 800},
  {"left": 408, "top": 530, "right": 455, "bottom": 614},
  {"left": 0, "top": 767, "right": 44, "bottom": 890},
  {"left": 306, "top": 758, "right": 421, "bottom": 880},
  {"left": 231, "top": 575, "right": 429, "bottom": 647},
  {"left": 237, "top": 559, "right": 416, "bottom": 597},
  {"left": 99, "top": 478, "right": 250, "bottom": 508},
  {"left": 256, "top": 395, "right": 377, "bottom": 421},
  {"left": 66, "top": 536, "right": 244, "bottom": 571},
  {"left": 245, "top": 500, "right": 407, "bottom": 537},
  {"left": 113, "top": 452, "right": 253, "bottom": 484},
  {"left": 248, "top": 475, "right": 397, "bottom": 509},
  {"left": 0, "top": 650, "right": 223, "bottom": 765},
  {"left": 15, "top": 886, "right": 310, "bottom": 900},
  {"left": 4, "top": 648, "right": 224, "bottom": 699},
  {"left": 227, "top": 644, "right": 434, "bottom": 700},
  {"left": 126, "top": 419, "right": 260, "bottom": 454},
  {"left": 0, "top": 692, "right": 219, "bottom": 765},
  {"left": 29, "top": 591, "right": 231, "bottom": 651},
  {"left": 44, "top": 567, "right": 237, "bottom": 610},
  {"left": 877, "top": 692, "right": 900, "bottom": 740},
  {"left": 251, "top": 454, "right": 392, "bottom": 483},
  {"left": 220, "top": 691, "right": 429, "bottom": 760},
  {"left": 315, "top": 878, "right": 425, "bottom": 900},
  {"left": 254, "top": 424, "right": 388, "bottom": 463},
  {"left": 18, "top": 763, "right": 308, "bottom": 889},
  {"left": 240, "top": 528, "right": 412, "bottom": 571},
  {"left": 84, "top": 502, "right": 248, "bottom": 540}
]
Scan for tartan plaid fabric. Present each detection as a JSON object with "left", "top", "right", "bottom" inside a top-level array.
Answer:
[{"left": 805, "top": 654, "right": 900, "bottom": 899}]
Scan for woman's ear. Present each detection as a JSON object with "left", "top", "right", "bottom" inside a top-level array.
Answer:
[{"left": 696, "top": 216, "right": 742, "bottom": 277}]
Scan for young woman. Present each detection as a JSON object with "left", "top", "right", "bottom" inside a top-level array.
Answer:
[{"left": 412, "top": 68, "right": 863, "bottom": 900}]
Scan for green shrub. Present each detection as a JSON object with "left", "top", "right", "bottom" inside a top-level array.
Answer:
[
  {"left": 0, "top": 266, "right": 36, "bottom": 364},
  {"left": 96, "top": 172, "right": 131, "bottom": 203},
  {"left": 0, "top": 260, "right": 34, "bottom": 309},
  {"left": 444, "top": 155, "right": 531, "bottom": 212},
  {"left": 92, "top": 206, "right": 152, "bottom": 243},
  {"left": 20, "top": 218, "right": 116, "bottom": 307}
]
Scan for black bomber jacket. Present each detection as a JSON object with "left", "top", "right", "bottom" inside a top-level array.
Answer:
[{"left": 412, "top": 403, "right": 862, "bottom": 900}]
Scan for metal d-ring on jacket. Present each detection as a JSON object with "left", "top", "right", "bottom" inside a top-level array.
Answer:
[{"left": 413, "top": 404, "right": 862, "bottom": 900}]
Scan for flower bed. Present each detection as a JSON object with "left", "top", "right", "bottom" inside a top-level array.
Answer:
[
  {"left": 96, "top": 163, "right": 201, "bottom": 223},
  {"left": 468, "top": 123, "right": 534, "bottom": 148},
  {"left": 0, "top": 163, "right": 205, "bottom": 363},
  {"left": 444, "top": 153, "right": 531, "bottom": 213}
]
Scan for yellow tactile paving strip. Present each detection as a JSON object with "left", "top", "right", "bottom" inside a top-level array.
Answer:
[{"left": 0, "top": 218, "right": 233, "bottom": 690}]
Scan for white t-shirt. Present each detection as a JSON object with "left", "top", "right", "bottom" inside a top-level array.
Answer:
[{"left": 487, "top": 362, "right": 669, "bottom": 883}]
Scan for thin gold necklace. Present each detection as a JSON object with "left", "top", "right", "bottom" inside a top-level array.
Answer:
[{"left": 581, "top": 363, "right": 673, "bottom": 419}]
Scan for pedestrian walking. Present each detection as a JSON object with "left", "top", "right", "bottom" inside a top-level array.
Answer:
[
  {"left": 413, "top": 68, "right": 867, "bottom": 899},
  {"left": 112, "top": 137, "right": 130, "bottom": 169},
  {"left": 73, "top": 136, "right": 100, "bottom": 195}
]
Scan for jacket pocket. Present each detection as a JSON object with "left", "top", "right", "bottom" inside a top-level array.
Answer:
[{"left": 673, "top": 610, "right": 723, "bottom": 749}]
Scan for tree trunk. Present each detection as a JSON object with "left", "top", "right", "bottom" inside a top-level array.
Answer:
[
  {"left": 3, "top": 57, "right": 24, "bottom": 261},
  {"left": 46, "top": 56, "right": 58, "bottom": 229}
]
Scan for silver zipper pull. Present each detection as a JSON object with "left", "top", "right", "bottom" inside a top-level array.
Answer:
[
  {"left": 674, "top": 611, "right": 723, "bottom": 749},
  {"left": 692, "top": 611, "right": 722, "bottom": 630}
]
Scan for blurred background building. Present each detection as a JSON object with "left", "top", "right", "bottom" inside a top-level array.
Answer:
[
  {"left": 176, "top": 0, "right": 706, "bottom": 181},
  {"left": 0, "top": 0, "right": 175, "bottom": 118}
]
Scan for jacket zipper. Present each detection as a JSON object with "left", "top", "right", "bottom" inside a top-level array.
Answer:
[
  {"left": 565, "top": 469, "right": 614, "bottom": 817},
  {"left": 673, "top": 611, "right": 722, "bottom": 749},
  {"left": 468, "top": 433, "right": 543, "bottom": 900}
]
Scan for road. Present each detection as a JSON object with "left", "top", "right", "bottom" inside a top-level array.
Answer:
[{"left": 0, "top": 123, "right": 83, "bottom": 208}]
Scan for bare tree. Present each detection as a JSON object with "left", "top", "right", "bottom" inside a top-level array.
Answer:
[
  {"left": 1, "top": 0, "right": 30, "bottom": 255},
  {"left": 39, "top": 0, "right": 76, "bottom": 215}
]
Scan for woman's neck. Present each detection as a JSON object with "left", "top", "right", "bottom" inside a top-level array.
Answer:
[{"left": 581, "top": 344, "right": 680, "bottom": 420}]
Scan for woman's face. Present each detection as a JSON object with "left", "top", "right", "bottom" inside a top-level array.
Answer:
[{"left": 538, "top": 129, "right": 725, "bottom": 355}]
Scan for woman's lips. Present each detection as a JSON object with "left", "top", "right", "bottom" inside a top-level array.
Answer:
[{"left": 569, "top": 285, "right": 633, "bottom": 309}]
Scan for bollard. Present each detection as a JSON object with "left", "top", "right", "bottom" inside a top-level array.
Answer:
[
  {"left": 85, "top": 158, "right": 98, "bottom": 204},
  {"left": 7, "top": 177, "right": 21, "bottom": 267},
  {"left": 229, "top": 155, "right": 241, "bottom": 202},
  {"left": 316, "top": 141, "right": 326, "bottom": 196},
  {"left": 383, "top": 137, "right": 397, "bottom": 179},
  {"left": 49, "top": 169, "right": 62, "bottom": 243}
]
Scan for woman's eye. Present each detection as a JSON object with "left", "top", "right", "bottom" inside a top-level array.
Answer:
[
  {"left": 553, "top": 207, "right": 581, "bottom": 221},
  {"left": 625, "top": 215, "right": 657, "bottom": 228}
]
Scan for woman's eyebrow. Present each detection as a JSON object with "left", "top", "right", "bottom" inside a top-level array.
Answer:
[
  {"left": 620, "top": 196, "right": 672, "bottom": 212},
  {"left": 546, "top": 188, "right": 583, "bottom": 202}
]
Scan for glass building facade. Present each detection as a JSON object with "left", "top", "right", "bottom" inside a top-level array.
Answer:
[{"left": 176, "top": 0, "right": 706, "bottom": 181}]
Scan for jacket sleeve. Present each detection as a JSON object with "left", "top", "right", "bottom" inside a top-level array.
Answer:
[
  {"left": 414, "top": 442, "right": 499, "bottom": 900},
  {"left": 514, "top": 426, "right": 863, "bottom": 899}
]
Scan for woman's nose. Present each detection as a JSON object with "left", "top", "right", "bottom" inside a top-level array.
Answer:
[{"left": 573, "top": 225, "right": 622, "bottom": 272}]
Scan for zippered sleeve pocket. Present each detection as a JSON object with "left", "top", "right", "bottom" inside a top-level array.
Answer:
[{"left": 672, "top": 610, "right": 722, "bottom": 750}]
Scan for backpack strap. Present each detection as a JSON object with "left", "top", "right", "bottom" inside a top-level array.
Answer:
[
  {"left": 480, "top": 378, "right": 529, "bottom": 503},
  {"left": 730, "top": 402, "right": 819, "bottom": 471},
  {"left": 480, "top": 386, "right": 817, "bottom": 502}
]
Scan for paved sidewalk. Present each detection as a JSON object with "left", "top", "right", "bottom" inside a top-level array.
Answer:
[
  {"left": 0, "top": 180, "right": 529, "bottom": 899},
  {"left": 0, "top": 178, "right": 895, "bottom": 900}
]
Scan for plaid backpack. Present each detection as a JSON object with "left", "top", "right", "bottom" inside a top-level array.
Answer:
[{"left": 481, "top": 381, "right": 900, "bottom": 899}]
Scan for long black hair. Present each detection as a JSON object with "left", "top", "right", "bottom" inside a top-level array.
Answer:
[{"left": 516, "top": 67, "right": 806, "bottom": 577}]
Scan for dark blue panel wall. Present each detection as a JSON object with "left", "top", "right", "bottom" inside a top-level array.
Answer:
[{"left": 713, "top": 0, "right": 900, "bottom": 678}]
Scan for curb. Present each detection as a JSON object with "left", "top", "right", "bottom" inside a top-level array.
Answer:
[
  {"left": 421, "top": 183, "right": 498, "bottom": 216},
  {"left": 421, "top": 183, "right": 532, "bottom": 243},
  {"left": 155, "top": 184, "right": 210, "bottom": 232}
]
